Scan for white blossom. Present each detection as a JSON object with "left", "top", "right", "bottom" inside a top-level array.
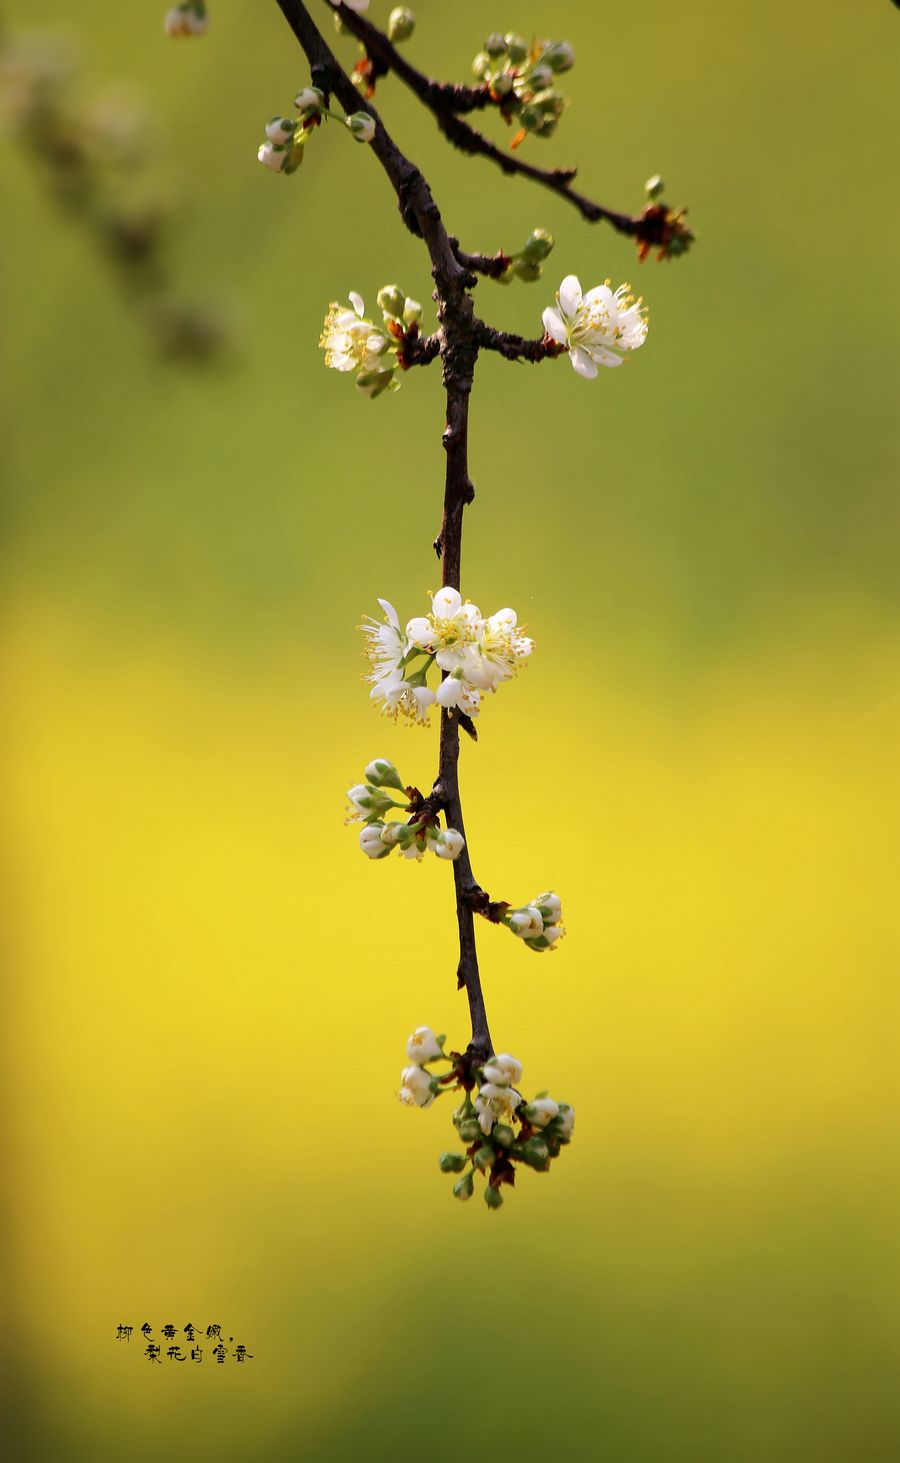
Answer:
[
  {"left": 359, "top": 823, "right": 390, "bottom": 859},
  {"left": 362, "top": 599, "right": 436, "bottom": 725},
  {"left": 508, "top": 905, "right": 544, "bottom": 940},
  {"left": 321, "top": 293, "right": 391, "bottom": 375},
  {"left": 399, "top": 1064, "right": 435, "bottom": 1108},
  {"left": 257, "top": 142, "right": 287, "bottom": 172},
  {"left": 434, "top": 828, "right": 465, "bottom": 861},
  {"left": 475, "top": 1082, "right": 522, "bottom": 1135},
  {"left": 482, "top": 1053, "right": 523, "bottom": 1087},
  {"left": 406, "top": 1026, "right": 443, "bottom": 1065},
  {"left": 523, "top": 1097, "right": 560, "bottom": 1128},
  {"left": 543, "top": 273, "right": 648, "bottom": 378},
  {"left": 346, "top": 111, "right": 376, "bottom": 143}
]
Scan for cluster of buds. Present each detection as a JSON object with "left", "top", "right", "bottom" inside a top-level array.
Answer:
[
  {"left": 496, "top": 227, "right": 555, "bottom": 285},
  {"left": 363, "top": 591, "right": 532, "bottom": 725},
  {"left": 347, "top": 758, "right": 465, "bottom": 862},
  {"left": 320, "top": 285, "right": 423, "bottom": 398},
  {"left": 505, "top": 891, "right": 564, "bottom": 951},
  {"left": 399, "top": 1033, "right": 575, "bottom": 1209},
  {"left": 347, "top": 8, "right": 416, "bottom": 97},
  {"left": 636, "top": 175, "right": 695, "bottom": 263},
  {"left": 472, "top": 33, "right": 573, "bottom": 148},
  {"left": 257, "top": 87, "right": 375, "bottom": 175},
  {"left": 164, "top": 2, "right": 209, "bottom": 37},
  {"left": 543, "top": 273, "right": 649, "bottom": 379}
]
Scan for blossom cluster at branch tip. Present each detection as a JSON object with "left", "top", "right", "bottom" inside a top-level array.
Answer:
[
  {"left": 164, "top": 2, "right": 208, "bottom": 37},
  {"left": 363, "top": 592, "right": 533, "bottom": 725},
  {"left": 399, "top": 1033, "right": 575, "bottom": 1208},
  {"left": 497, "top": 227, "right": 555, "bottom": 286},
  {"left": 506, "top": 891, "right": 565, "bottom": 952},
  {"left": 472, "top": 33, "right": 573, "bottom": 148},
  {"left": 320, "top": 285, "right": 424, "bottom": 398},
  {"left": 346, "top": 758, "right": 465, "bottom": 862},
  {"left": 543, "top": 274, "right": 648, "bottom": 378},
  {"left": 256, "top": 86, "right": 326, "bottom": 175},
  {"left": 637, "top": 175, "right": 695, "bottom": 263}
]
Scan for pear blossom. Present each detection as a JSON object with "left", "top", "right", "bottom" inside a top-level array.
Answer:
[
  {"left": 543, "top": 273, "right": 648, "bottom": 378},
  {"left": 483, "top": 1053, "right": 523, "bottom": 1087},
  {"left": 399, "top": 1064, "right": 435, "bottom": 1108},
  {"left": 399, "top": 588, "right": 533, "bottom": 718},
  {"left": 406, "top": 1026, "right": 443, "bottom": 1065},
  {"left": 475, "top": 1081, "right": 523, "bottom": 1136}
]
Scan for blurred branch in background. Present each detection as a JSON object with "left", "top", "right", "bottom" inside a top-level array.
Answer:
[{"left": 0, "top": 25, "right": 234, "bottom": 365}]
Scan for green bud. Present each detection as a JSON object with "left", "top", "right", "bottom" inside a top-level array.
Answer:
[
  {"left": 504, "top": 33, "right": 528, "bottom": 63},
  {"left": 387, "top": 7, "right": 416, "bottom": 42},
  {"left": 492, "top": 1123, "right": 514, "bottom": 1148},
  {"left": 484, "top": 1184, "right": 504, "bottom": 1210},
  {"left": 377, "top": 283, "right": 406, "bottom": 320},
  {"left": 484, "top": 33, "right": 507, "bottom": 58},
  {"left": 402, "top": 298, "right": 423, "bottom": 327},
  {"left": 521, "top": 1136, "right": 550, "bottom": 1169},
  {"left": 472, "top": 51, "right": 491, "bottom": 81},
  {"left": 355, "top": 367, "right": 395, "bottom": 399},
  {"left": 439, "top": 1152, "right": 467, "bottom": 1174},
  {"left": 364, "top": 757, "right": 405, "bottom": 791},
  {"left": 510, "top": 258, "right": 542, "bottom": 284},
  {"left": 452, "top": 1095, "right": 475, "bottom": 1127},
  {"left": 542, "top": 40, "right": 575, "bottom": 74},
  {"left": 534, "top": 88, "right": 565, "bottom": 117},
  {"left": 522, "top": 227, "right": 554, "bottom": 262},
  {"left": 473, "top": 1145, "right": 494, "bottom": 1172},
  {"left": 645, "top": 174, "right": 665, "bottom": 201},
  {"left": 453, "top": 1170, "right": 475, "bottom": 1202},
  {"left": 517, "top": 103, "right": 543, "bottom": 134},
  {"left": 491, "top": 72, "right": 514, "bottom": 98},
  {"left": 528, "top": 64, "right": 553, "bottom": 89},
  {"left": 458, "top": 1118, "right": 481, "bottom": 1143}
]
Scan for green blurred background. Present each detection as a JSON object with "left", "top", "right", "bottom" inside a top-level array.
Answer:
[{"left": 2, "top": 1, "right": 899, "bottom": 1458}]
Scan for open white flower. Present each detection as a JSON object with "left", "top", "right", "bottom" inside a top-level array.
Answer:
[
  {"left": 363, "top": 599, "right": 436, "bottom": 726},
  {"left": 399, "top": 1064, "right": 435, "bottom": 1108},
  {"left": 543, "top": 273, "right": 648, "bottom": 378},
  {"left": 406, "top": 1026, "right": 443, "bottom": 1065},
  {"left": 475, "top": 1082, "right": 523, "bottom": 1135},
  {"left": 321, "top": 293, "right": 391, "bottom": 375}
]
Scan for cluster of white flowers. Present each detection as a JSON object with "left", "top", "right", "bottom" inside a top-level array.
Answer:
[
  {"left": 347, "top": 757, "right": 465, "bottom": 862},
  {"left": 472, "top": 33, "right": 573, "bottom": 145},
  {"left": 543, "top": 274, "right": 648, "bottom": 378},
  {"left": 506, "top": 890, "right": 564, "bottom": 951},
  {"left": 399, "top": 1031, "right": 575, "bottom": 1208},
  {"left": 320, "top": 285, "right": 422, "bottom": 398},
  {"left": 164, "top": 2, "right": 208, "bottom": 37},
  {"left": 363, "top": 590, "right": 533, "bottom": 725}
]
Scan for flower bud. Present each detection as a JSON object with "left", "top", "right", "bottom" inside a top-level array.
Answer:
[
  {"left": 542, "top": 40, "right": 575, "bottom": 73},
  {"left": 508, "top": 905, "right": 544, "bottom": 940},
  {"left": 473, "top": 1145, "right": 494, "bottom": 1172},
  {"left": 517, "top": 103, "right": 544, "bottom": 134},
  {"left": 540, "top": 923, "right": 563, "bottom": 947},
  {"left": 558, "top": 1104, "right": 575, "bottom": 1140},
  {"left": 492, "top": 1123, "right": 514, "bottom": 1148},
  {"left": 406, "top": 1026, "right": 444, "bottom": 1065},
  {"left": 364, "top": 757, "right": 405, "bottom": 791},
  {"left": 472, "top": 52, "right": 492, "bottom": 81},
  {"left": 257, "top": 142, "right": 287, "bottom": 173},
  {"left": 484, "top": 1184, "right": 504, "bottom": 1209},
  {"left": 522, "top": 228, "right": 554, "bottom": 263},
  {"left": 504, "top": 33, "right": 528, "bottom": 63},
  {"left": 534, "top": 890, "right": 562, "bottom": 923},
  {"left": 346, "top": 111, "right": 376, "bottom": 143},
  {"left": 510, "top": 258, "right": 543, "bottom": 284},
  {"left": 387, "top": 7, "right": 416, "bottom": 42},
  {"left": 359, "top": 822, "right": 390, "bottom": 859},
  {"left": 347, "top": 782, "right": 394, "bottom": 818},
  {"left": 458, "top": 1118, "right": 481, "bottom": 1143},
  {"left": 522, "top": 1098, "right": 560, "bottom": 1128},
  {"left": 484, "top": 33, "right": 507, "bottom": 58},
  {"left": 645, "top": 173, "right": 665, "bottom": 201},
  {"left": 355, "top": 367, "right": 395, "bottom": 398},
  {"left": 434, "top": 828, "right": 465, "bottom": 861},
  {"left": 453, "top": 1171, "right": 475, "bottom": 1201},
  {"left": 529, "top": 64, "right": 553, "bottom": 89},
  {"left": 294, "top": 87, "right": 324, "bottom": 112},
  {"left": 491, "top": 73, "right": 514, "bottom": 97},
  {"left": 399, "top": 1065, "right": 435, "bottom": 1108},
  {"left": 482, "top": 1054, "right": 523, "bottom": 1087},
  {"left": 521, "top": 1136, "right": 550, "bottom": 1169},
  {"left": 439, "top": 1152, "right": 467, "bottom": 1173},
  {"left": 265, "top": 117, "right": 295, "bottom": 144},
  {"left": 377, "top": 283, "right": 406, "bottom": 320},
  {"left": 402, "top": 298, "right": 423, "bottom": 327}
]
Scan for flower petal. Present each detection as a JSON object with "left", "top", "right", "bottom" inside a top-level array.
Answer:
[
  {"left": 558, "top": 274, "right": 583, "bottom": 318},
  {"left": 432, "top": 587, "right": 462, "bottom": 618},
  {"left": 542, "top": 306, "right": 568, "bottom": 345},
  {"left": 349, "top": 291, "right": 365, "bottom": 317},
  {"left": 377, "top": 598, "right": 400, "bottom": 627},
  {"left": 569, "top": 347, "right": 598, "bottom": 379}
]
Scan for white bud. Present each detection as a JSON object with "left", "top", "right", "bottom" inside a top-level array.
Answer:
[
  {"left": 482, "top": 1053, "right": 523, "bottom": 1087},
  {"left": 402, "top": 297, "right": 423, "bottom": 326},
  {"left": 346, "top": 111, "right": 376, "bottom": 143},
  {"left": 365, "top": 757, "right": 404, "bottom": 790},
  {"left": 265, "top": 116, "right": 295, "bottom": 144},
  {"left": 405, "top": 616, "right": 433, "bottom": 647},
  {"left": 558, "top": 1104, "right": 575, "bottom": 1139},
  {"left": 359, "top": 823, "right": 390, "bottom": 859},
  {"left": 399, "top": 1065, "right": 434, "bottom": 1107},
  {"left": 257, "top": 142, "right": 287, "bottom": 172},
  {"left": 508, "top": 905, "right": 544, "bottom": 940},
  {"left": 534, "top": 891, "right": 562, "bottom": 923},
  {"left": 523, "top": 1097, "right": 559, "bottom": 1128},
  {"left": 406, "top": 1026, "right": 443, "bottom": 1065},
  {"left": 540, "top": 923, "right": 563, "bottom": 947},
  {"left": 434, "top": 828, "right": 465, "bottom": 861},
  {"left": 294, "top": 87, "right": 323, "bottom": 112}
]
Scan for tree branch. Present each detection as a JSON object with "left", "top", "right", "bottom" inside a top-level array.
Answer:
[
  {"left": 276, "top": 0, "right": 493, "bottom": 1059},
  {"left": 475, "top": 323, "right": 564, "bottom": 364}
]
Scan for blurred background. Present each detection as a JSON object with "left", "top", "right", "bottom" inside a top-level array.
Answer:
[{"left": 2, "top": 1, "right": 899, "bottom": 1458}]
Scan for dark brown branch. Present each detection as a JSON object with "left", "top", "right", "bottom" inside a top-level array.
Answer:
[
  {"left": 475, "top": 323, "right": 565, "bottom": 364},
  {"left": 277, "top": 0, "right": 493, "bottom": 1060},
  {"left": 397, "top": 330, "right": 440, "bottom": 369},
  {"left": 452, "top": 242, "right": 512, "bottom": 281},
  {"left": 330, "top": 2, "right": 655, "bottom": 243}
]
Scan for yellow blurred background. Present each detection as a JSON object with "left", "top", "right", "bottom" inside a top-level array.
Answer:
[{"left": 2, "top": 1, "right": 899, "bottom": 1459}]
